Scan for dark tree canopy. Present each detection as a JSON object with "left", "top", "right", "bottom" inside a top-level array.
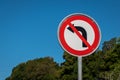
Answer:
[
  {"left": 6, "top": 57, "right": 60, "bottom": 80},
  {"left": 6, "top": 37, "right": 120, "bottom": 80}
]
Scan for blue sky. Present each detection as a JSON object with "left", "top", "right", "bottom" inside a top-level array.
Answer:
[{"left": 0, "top": 0, "right": 120, "bottom": 80}]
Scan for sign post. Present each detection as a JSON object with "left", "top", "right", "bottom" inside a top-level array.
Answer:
[
  {"left": 58, "top": 13, "right": 101, "bottom": 80},
  {"left": 78, "top": 56, "right": 82, "bottom": 80}
]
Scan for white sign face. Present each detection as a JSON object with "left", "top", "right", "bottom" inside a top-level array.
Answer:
[
  {"left": 64, "top": 20, "right": 95, "bottom": 51},
  {"left": 58, "top": 13, "right": 101, "bottom": 57}
]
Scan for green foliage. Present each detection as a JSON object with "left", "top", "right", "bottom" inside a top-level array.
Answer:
[
  {"left": 102, "top": 37, "right": 116, "bottom": 53},
  {"left": 6, "top": 37, "right": 120, "bottom": 80},
  {"left": 6, "top": 57, "right": 60, "bottom": 80},
  {"left": 60, "top": 52, "right": 77, "bottom": 80}
]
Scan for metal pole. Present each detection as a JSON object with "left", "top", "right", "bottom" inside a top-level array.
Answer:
[{"left": 78, "top": 56, "right": 82, "bottom": 80}]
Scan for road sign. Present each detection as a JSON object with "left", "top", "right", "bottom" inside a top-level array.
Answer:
[{"left": 58, "top": 13, "right": 101, "bottom": 57}]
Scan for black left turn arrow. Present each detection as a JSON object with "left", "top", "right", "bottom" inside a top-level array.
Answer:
[{"left": 67, "top": 25, "right": 87, "bottom": 47}]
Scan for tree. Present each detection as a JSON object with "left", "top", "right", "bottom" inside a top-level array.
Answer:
[
  {"left": 99, "top": 37, "right": 120, "bottom": 79},
  {"left": 60, "top": 51, "right": 78, "bottom": 80},
  {"left": 102, "top": 37, "right": 116, "bottom": 53},
  {"left": 6, "top": 37, "right": 120, "bottom": 80},
  {"left": 6, "top": 57, "right": 60, "bottom": 80}
]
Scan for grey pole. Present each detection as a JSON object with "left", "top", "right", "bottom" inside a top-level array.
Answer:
[{"left": 78, "top": 56, "right": 82, "bottom": 80}]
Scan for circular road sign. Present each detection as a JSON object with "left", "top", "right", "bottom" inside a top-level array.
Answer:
[{"left": 58, "top": 13, "right": 101, "bottom": 57}]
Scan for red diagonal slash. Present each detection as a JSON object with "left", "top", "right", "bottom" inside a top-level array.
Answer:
[{"left": 68, "top": 23, "right": 91, "bottom": 48}]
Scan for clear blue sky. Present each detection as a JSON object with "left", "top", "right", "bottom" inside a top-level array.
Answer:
[{"left": 0, "top": 0, "right": 120, "bottom": 80}]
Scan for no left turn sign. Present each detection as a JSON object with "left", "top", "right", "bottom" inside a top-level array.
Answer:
[{"left": 58, "top": 13, "right": 101, "bottom": 57}]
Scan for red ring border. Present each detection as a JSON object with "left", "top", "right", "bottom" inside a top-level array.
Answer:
[{"left": 58, "top": 14, "right": 101, "bottom": 57}]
